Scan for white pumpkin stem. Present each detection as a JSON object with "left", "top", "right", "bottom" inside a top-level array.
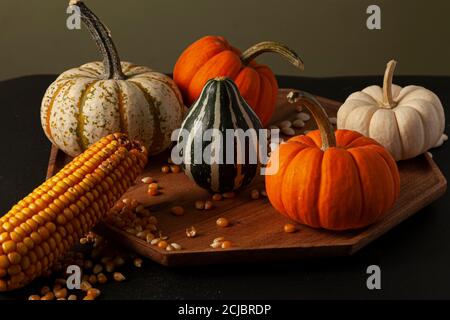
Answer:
[
  {"left": 287, "top": 90, "right": 336, "bottom": 150},
  {"left": 241, "top": 41, "right": 304, "bottom": 71},
  {"left": 70, "top": 1, "right": 125, "bottom": 80},
  {"left": 382, "top": 60, "right": 397, "bottom": 108}
]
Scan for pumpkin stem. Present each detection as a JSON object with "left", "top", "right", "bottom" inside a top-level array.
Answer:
[
  {"left": 382, "top": 60, "right": 397, "bottom": 108},
  {"left": 70, "top": 0, "right": 125, "bottom": 80},
  {"left": 287, "top": 90, "right": 336, "bottom": 150},
  {"left": 240, "top": 41, "right": 304, "bottom": 71}
]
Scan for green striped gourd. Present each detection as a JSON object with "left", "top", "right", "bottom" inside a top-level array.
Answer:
[
  {"left": 41, "top": 1, "right": 184, "bottom": 157},
  {"left": 177, "top": 77, "right": 263, "bottom": 193}
]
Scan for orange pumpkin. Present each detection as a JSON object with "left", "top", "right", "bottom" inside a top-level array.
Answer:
[
  {"left": 173, "top": 36, "right": 304, "bottom": 125},
  {"left": 265, "top": 91, "right": 400, "bottom": 231}
]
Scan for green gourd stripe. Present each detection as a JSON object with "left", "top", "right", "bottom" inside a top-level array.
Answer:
[
  {"left": 182, "top": 82, "right": 214, "bottom": 186},
  {"left": 227, "top": 84, "right": 246, "bottom": 190},
  {"left": 209, "top": 81, "right": 222, "bottom": 192},
  {"left": 227, "top": 80, "right": 261, "bottom": 187},
  {"left": 179, "top": 78, "right": 262, "bottom": 193},
  {"left": 228, "top": 79, "right": 263, "bottom": 129},
  {"left": 186, "top": 83, "right": 215, "bottom": 186},
  {"left": 219, "top": 81, "right": 239, "bottom": 192}
]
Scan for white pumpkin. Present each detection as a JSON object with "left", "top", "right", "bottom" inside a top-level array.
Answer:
[
  {"left": 337, "top": 60, "right": 445, "bottom": 160},
  {"left": 41, "top": 1, "right": 184, "bottom": 157}
]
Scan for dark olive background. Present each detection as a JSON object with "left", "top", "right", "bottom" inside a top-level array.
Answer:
[{"left": 1, "top": 0, "right": 450, "bottom": 80}]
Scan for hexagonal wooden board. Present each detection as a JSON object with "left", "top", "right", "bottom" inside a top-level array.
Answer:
[{"left": 46, "top": 89, "right": 447, "bottom": 266}]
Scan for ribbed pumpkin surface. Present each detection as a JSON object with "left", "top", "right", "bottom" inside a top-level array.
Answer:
[
  {"left": 41, "top": 1, "right": 184, "bottom": 157},
  {"left": 174, "top": 36, "right": 304, "bottom": 125},
  {"left": 41, "top": 62, "right": 184, "bottom": 157},
  {"left": 266, "top": 129, "right": 400, "bottom": 230}
]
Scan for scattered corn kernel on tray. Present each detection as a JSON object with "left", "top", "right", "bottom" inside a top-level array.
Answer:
[{"left": 46, "top": 89, "right": 447, "bottom": 266}]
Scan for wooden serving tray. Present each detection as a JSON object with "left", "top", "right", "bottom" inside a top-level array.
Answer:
[{"left": 46, "top": 89, "right": 447, "bottom": 266}]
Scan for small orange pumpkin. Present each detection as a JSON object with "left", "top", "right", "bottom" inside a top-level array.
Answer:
[
  {"left": 173, "top": 36, "right": 303, "bottom": 125},
  {"left": 265, "top": 91, "right": 400, "bottom": 231}
]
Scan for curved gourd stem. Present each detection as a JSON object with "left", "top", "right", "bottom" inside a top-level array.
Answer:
[
  {"left": 287, "top": 90, "right": 336, "bottom": 151},
  {"left": 240, "top": 41, "right": 304, "bottom": 71},
  {"left": 70, "top": 0, "right": 125, "bottom": 80},
  {"left": 382, "top": 60, "right": 397, "bottom": 108}
]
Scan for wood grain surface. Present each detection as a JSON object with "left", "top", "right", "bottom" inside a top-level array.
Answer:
[{"left": 46, "top": 89, "right": 447, "bottom": 266}]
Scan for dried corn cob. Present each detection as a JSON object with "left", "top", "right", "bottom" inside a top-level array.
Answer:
[{"left": 0, "top": 133, "right": 147, "bottom": 291}]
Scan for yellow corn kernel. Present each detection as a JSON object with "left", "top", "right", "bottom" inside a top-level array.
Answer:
[{"left": 0, "top": 133, "right": 147, "bottom": 291}]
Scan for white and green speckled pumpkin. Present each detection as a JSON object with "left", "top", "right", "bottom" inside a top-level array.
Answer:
[{"left": 41, "top": 0, "right": 184, "bottom": 157}]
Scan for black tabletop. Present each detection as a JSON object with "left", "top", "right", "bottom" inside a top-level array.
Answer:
[{"left": 0, "top": 74, "right": 449, "bottom": 300}]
